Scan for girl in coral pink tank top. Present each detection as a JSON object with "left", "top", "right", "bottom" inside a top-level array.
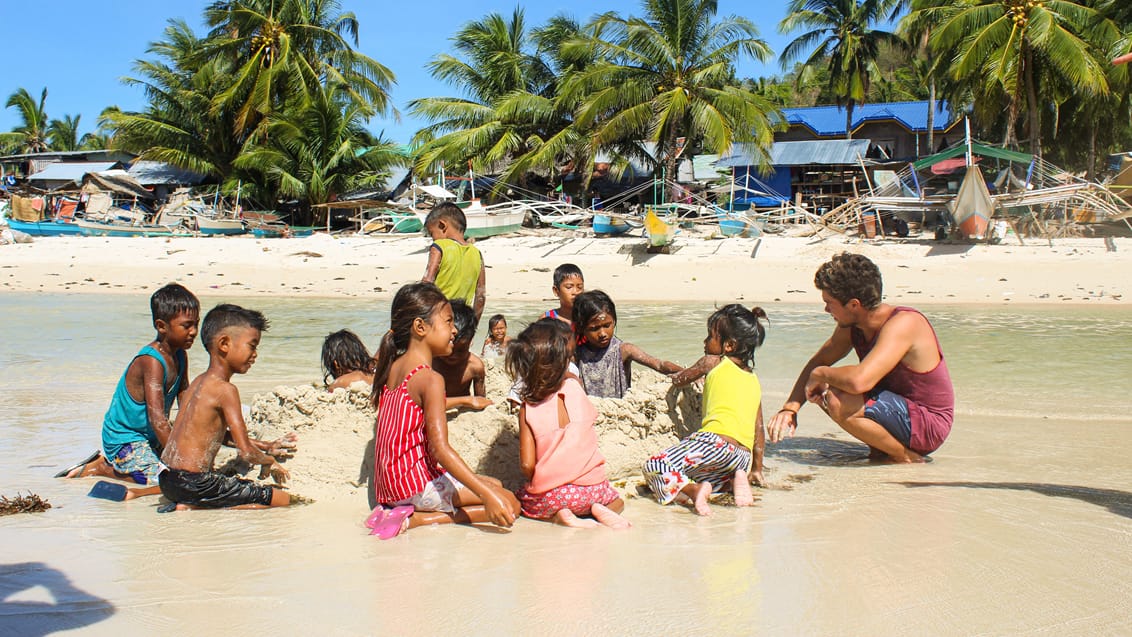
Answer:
[
  {"left": 506, "top": 318, "right": 630, "bottom": 529},
  {"left": 364, "top": 283, "right": 519, "bottom": 540}
]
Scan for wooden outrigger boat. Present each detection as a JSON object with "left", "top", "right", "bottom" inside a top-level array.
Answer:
[
  {"left": 76, "top": 218, "right": 189, "bottom": 237},
  {"left": 195, "top": 214, "right": 246, "bottom": 236}
]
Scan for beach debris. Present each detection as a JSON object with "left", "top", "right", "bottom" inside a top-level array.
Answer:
[
  {"left": 289, "top": 251, "right": 323, "bottom": 258},
  {"left": 0, "top": 492, "right": 52, "bottom": 516}
]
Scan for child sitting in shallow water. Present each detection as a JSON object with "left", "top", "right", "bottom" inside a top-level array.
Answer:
[
  {"left": 572, "top": 290, "right": 681, "bottom": 398},
  {"left": 644, "top": 304, "right": 768, "bottom": 516},
  {"left": 160, "top": 304, "right": 296, "bottom": 510},
  {"left": 321, "top": 329, "right": 376, "bottom": 391},
  {"left": 507, "top": 319, "right": 629, "bottom": 529},
  {"left": 480, "top": 314, "right": 511, "bottom": 359}
]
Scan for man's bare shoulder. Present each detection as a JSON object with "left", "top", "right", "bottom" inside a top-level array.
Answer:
[{"left": 883, "top": 308, "right": 933, "bottom": 338}]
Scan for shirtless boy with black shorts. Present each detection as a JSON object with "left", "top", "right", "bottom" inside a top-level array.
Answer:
[{"left": 159, "top": 304, "right": 295, "bottom": 510}]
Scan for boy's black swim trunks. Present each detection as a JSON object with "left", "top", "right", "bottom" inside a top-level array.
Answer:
[{"left": 159, "top": 468, "right": 273, "bottom": 508}]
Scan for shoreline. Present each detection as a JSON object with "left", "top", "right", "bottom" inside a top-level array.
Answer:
[{"left": 0, "top": 232, "right": 1127, "bottom": 306}]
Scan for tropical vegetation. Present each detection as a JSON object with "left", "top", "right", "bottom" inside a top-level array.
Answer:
[{"left": 3, "top": 0, "right": 1132, "bottom": 200}]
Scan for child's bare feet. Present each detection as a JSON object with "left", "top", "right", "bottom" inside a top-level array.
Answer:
[
  {"left": 692, "top": 482, "right": 713, "bottom": 516},
  {"left": 553, "top": 509, "right": 599, "bottom": 528},
  {"left": 751, "top": 470, "right": 765, "bottom": 488},
  {"left": 733, "top": 470, "right": 755, "bottom": 507},
  {"left": 591, "top": 503, "right": 631, "bottom": 529}
]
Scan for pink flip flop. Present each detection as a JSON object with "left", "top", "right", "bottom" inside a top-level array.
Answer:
[
  {"left": 364, "top": 506, "right": 387, "bottom": 530},
  {"left": 370, "top": 505, "right": 414, "bottom": 539}
]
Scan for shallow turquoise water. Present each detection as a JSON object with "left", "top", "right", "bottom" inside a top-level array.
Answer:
[
  {"left": 2, "top": 293, "right": 1132, "bottom": 634},
  {"left": 6, "top": 292, "right": 1128, "bottom": 420}
]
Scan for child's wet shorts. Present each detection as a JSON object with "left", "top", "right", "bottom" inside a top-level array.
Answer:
[
  {"left": 159, "top": 468, "right": 274, "bottom": 508},
  {"left": 516, "top": 480, "right": 621, "bottom": 520},
  {"left": 864, "top": 390, "right": 912, "bottom": 446},
  {"left": 108, "top": 441, "right": 167, "bottom": 486},
  {"left": 389, "top": 473, "right": 464, "bottom": 514}
]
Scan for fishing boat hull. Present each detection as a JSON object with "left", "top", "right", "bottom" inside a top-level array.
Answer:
[
  {"left": 196, "top": 215, "right": 246, "bottom": 236},
  {"left": 644, "top": 209, "right": 675, "bottom": 247},
  {"left": 593, "top": 214, "right": 631, "bottom": 236},
  {"left": 4, "top": 218, "right": 83, "bottom": 236},
  {"left": 461, "top": 204, "right": 525, "bottom": 239},
  {"left": 719, "top": 218, "right": 747, "bottom": 237},
  {"left": 76, "top": 219, "right": 185, "bottom": 238},
  {"left": 251, "top": 225, "right": 316, "bottom": 238},
  {"left": 389, "top": 210, "right": 424, "bottom": 233}
]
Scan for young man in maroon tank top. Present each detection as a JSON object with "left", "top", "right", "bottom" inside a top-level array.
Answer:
[{"left": 767, "top": 253, "right": 954, "bottom": 463}]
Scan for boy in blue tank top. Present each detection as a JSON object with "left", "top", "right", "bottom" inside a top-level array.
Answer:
[{"left": 58, "top": 284, "right": 200, "bottom": 500}]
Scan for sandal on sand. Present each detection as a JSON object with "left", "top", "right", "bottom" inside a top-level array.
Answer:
[
  {"left": 370, "top": 505, "right": 413, "bottom": 539},
  {"left": 54, "top": 450, "right": 102, "bottom": 478},
  {"left": 88, "top": 480, "right": 128, "bottom": 502},
  {"left": 364, "top": 506, "right": 387, "bottom": 530}
]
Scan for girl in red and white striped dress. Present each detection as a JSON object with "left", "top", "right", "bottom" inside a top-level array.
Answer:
[{"left": 365, "top": 282, "right": 519, "bottom": 540}]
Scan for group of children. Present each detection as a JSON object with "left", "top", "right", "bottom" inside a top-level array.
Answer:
[
  {"left": 360, "top": 253, "right": 769, "bottom": 538},
  {"left": 61, "top": 202, "right": 771, "bottom": 538}
]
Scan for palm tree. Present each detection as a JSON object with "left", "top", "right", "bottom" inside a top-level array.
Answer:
[
  {"left": 108, "top": 20, "right": 246, "bottom": 179},
  {"left": 47, "top": 114, "right": 82, "bottom": 151},
  {"left": 409, "top": 8, "right": 562, "bottom": 179},
  {"left": 201, "top": 0, "right": 395, "bottom": 135},
  {"left": 1, "top": 87, "right": 50, "bottom": 153},
  {"left": 235, "top": 83, "right": 406, "bottom": 207},
  {"left": 780, "top": 0, "right": 905, "bottom": 139},
  {"left": 908, "top": 0, "right": 1118, "bottom": 154},
  {"left": 562, "top": 0, "right": 779, "bottom": 196}
]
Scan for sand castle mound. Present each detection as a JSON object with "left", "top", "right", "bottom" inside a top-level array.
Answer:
[{"left": 230, "top": 361, "right": 703, "bottom": 504}]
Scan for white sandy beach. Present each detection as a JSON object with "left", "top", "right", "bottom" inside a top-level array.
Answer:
[
  {"left": 0, "top": 231, "right": 1127, "bottom": 305},
  {"left": 3, "top": 231, "right": 1132, "bottom": 635}
]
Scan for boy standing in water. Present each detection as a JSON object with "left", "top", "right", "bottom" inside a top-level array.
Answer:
[
  {"left": 61, "top": 284, "right": 199, "bottom": 500},
  {"left": 422, "top": 203, "right": 486, "bottom": 322},
  {"left": 159, "top": 304, "right": 293, "bottom": 510},
  {"left": 433, "top": 300, "right": 491, "bottom": 411}
]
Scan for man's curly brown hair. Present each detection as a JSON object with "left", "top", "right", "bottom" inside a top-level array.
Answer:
[{"left": 814, "top": 252, "right": 882, "bottom": 309}]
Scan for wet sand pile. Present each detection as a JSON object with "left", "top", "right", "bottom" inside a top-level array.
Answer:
[{"left": 234, "top": 361, "right": 703, "bottom": 504}]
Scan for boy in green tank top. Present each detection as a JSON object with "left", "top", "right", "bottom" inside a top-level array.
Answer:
[{"left": 421, "top": 202, "right": 486, "bottom": 322}]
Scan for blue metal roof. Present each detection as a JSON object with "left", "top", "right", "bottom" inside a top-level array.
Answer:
[
  {"left": 715, "top": 139, "right": 872, "bottom": 167},
  {"left": 783, "top": 100, "right": 953, "bottom": 137},
  {"left": 27, "top": 162, "right": 120, "bottom": 183}
]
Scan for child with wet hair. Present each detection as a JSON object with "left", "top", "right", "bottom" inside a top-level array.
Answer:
[
  {"left": 366, "top": 282, "right": 518, "bottom": 539},
  {"left": 481, "top": 314, "right": 511, "bottom": 359},
  {"left": 433, "top": 300, "right": 491, "bottom": 410},
  {"left": 572, "top": 290, "right": 681, "bottom": 398},
  {"left": 321, "top": 329, "right": 376, "bottom": 391},
  {"left": 159, "top": 304, "right": 297, "bottom": 510},
  {"left": 59, "top": 283, "right": 200, "bottom": 501},
  {"left": 507, "top": 318, "right": 629, "bottom": 529},
  {"left": 645, "top": 304, "right": 768, "bottom": 516}
]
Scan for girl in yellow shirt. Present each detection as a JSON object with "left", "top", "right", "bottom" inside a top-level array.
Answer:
[{"left": 644, "top": 304, "right": 768, "bottom": 516}]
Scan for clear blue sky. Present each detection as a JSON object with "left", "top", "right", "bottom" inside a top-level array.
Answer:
[{"left": 0, "top": 1, "right": 796, "bottom": 145}]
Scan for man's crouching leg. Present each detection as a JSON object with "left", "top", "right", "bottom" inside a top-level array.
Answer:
[{"left": 822, "top": 389, "right": 924, "bottom": 464}]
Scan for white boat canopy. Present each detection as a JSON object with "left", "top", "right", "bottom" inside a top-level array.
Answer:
[{"left": 413, "top": 184, "right": 456, "bottom": 200}]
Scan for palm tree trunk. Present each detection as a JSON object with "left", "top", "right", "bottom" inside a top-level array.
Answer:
[
  {"left": 927, "top": 81, "right": 936, "bottom": 154},
  {"left": 1087, "top": 120, "right": 1097, "bottom": 181},
  {"left": 1023, "top": 43, "right": 1041, "bottom": 159},
  {"left": 845, "top": 103, "right": 853, "bottom": 140}
]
